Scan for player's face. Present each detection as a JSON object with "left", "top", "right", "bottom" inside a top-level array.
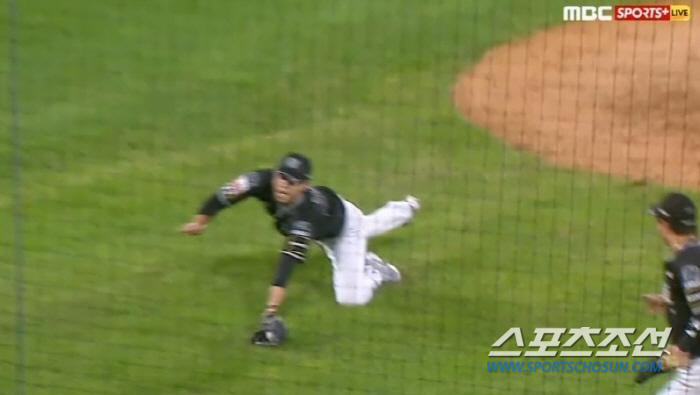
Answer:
[
  {"left": 272, "top": 172, "right": 308, "bottom": 205},
  {"left": 656, "top": 218, "right": 673, "bottom": 246}
]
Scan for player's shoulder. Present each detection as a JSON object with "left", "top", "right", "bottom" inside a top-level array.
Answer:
[
  {"left": 309, "top": 185, "right": 344, "bottom": 205},
  {"left": 671, "top": 243, "right": 700, "bottom": 272},
  {"left": 239, "top": 168, "right": 273, "bottom": 186},
  {"left": 677, "top": 242, "right": 700, "bottom": 264},
  {"left": 220, "top": 168, "right": 272, "bottom": 197},
  {"left": 312, "top": 185, "right": 341, "bottom": 199}
]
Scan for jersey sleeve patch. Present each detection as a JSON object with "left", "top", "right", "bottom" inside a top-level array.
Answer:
[{"left": 218, "top": 175, "right": 251, "bottom": 200}]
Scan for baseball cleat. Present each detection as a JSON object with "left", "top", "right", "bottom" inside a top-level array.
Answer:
[
  {"left": 401, "top": 195, "right": 420, "bottom": 227},
  {"left": 366, "top": 252, "right": 401, "bottom": 282},
  {"left": 405, "top": 195, "right": 420, "bottom": 212}
]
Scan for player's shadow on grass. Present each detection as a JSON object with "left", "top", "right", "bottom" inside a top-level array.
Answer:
[
  {"left": 209, "top": 251, "right": 330, "bottom": 301},
  {"left": 209, "top": 251, "right": 267, "bottom": 276},
  {"left": 209, "top": 235, "right": 402, "bottom": 275},
  {"left": 208, "top": 235, "right": 406, "bottom": 302}
]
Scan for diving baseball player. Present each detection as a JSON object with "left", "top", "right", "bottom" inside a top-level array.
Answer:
[
  {"left": 181, "top": 153, "right": 420, "bottom": 345},
  {"left": 643, "top": 192, "right": 700, "bottom": 394}
]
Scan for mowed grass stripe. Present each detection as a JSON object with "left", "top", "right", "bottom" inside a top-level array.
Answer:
[{"left": 0, "top": 107, "right": 378, "bottom": 209}]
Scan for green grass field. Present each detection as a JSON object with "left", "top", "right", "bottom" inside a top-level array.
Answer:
[{"left": 1, "top": 0, "right": 693, "bottom": 394}]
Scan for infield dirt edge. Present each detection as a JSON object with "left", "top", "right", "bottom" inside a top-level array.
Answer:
[{"left": 452, "top": 9, "right": 700, "bottom": 191}]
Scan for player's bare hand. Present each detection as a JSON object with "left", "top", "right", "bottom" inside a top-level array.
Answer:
[
  {"left": 181, "top": 222, "right": 207, "bottom": 235},
  {"left": 643, "top": 293, "right": 670, "bottom": 314},
  {"left": 665, "top": 345, "right": 690, "bottom": 368}
]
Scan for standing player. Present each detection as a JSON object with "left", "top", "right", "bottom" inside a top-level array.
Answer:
[
  {"left": 643, "top": 192, "right": 700, "bottom": 394},
  {"left": 181, "top": 153, "right": 420, "bottom": 345}
]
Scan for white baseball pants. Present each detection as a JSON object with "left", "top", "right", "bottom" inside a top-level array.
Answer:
[
  {"left": 656, "top": 359, "right": 700, "bottom": 395},
  {"left": 317, "top": 197, "right": 414, "bottom": 306}
]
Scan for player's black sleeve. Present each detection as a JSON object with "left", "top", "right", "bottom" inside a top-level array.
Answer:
[
  {"left": 280, "top": 233, "right": 312, "bottom": 262},
  {"left": 197, "top": 169, "right": 271, "bottom": 217},
  {"left": 199, "top": 193, "right": 229, "bottom": 216},
  {"left": 676, "top": 262, "right": 700, "bottom": 352},
  {"left": 271, "top": 253, "right": 298, "bottom": 287},
  {"left": 270, "top": 222, "right": 314, "bottom": 287},
  {"left": 271, "top": 235, "right": 312, "bottom": 287}
]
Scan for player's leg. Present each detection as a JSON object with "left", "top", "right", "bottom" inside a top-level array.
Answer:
[
  {"left": 365, "top": 251, "right": 401, "bottom": 282},
  {"left": 321, "top": 200, "right": 393, "bottom": 306},
  {"left": 362, "top": 195, "right": 420, "bottom": 239},
  {"left": 323, "top": 230, "right": 381, "bottom": 306},
  {"left": 655, "top": 360, "right": 700, "bottom": 395}
]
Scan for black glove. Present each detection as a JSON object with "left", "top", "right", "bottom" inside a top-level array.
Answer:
[{"left": 250, "top": 312, "right": 288, "bottom": 346}]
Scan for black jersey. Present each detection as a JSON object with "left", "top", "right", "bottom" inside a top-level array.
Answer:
[
  {"left": 212, "top": 169, "right": 346, "bottom": 262},
  {"left": 663, "top": 239, "right": 700, "bottom": 356}
]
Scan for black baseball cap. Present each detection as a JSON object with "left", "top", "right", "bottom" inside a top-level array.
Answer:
[
  {"left": 649, "top": 192, "right": 697, "bottom": 231},
  {"left": 276, "top": 152, "right": 312, "bottom": 181}
]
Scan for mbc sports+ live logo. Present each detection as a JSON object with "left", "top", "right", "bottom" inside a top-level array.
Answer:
[{"left": 563, "top": 5, "right": 691, "bottom": 21}]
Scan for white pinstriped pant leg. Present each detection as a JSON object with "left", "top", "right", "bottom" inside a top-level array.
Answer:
[
  {"left": 656, "top": 359, "right": 700, "bottom": 395},
  {"left": 318, "top": 199, "right": 382, "bottom": 306},
  {"left": 362, "top": 200, "right": 414, "bottom": 239}
]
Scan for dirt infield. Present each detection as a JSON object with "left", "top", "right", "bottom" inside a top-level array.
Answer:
[{"left": 453, "top": 5, "right": 700, "bottom": 190}]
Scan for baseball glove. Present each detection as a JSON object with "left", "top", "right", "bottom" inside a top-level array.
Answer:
[
  {"left": 250, "top": 312, "right": 288, "bottom": 346},
  {"left": 634, "top": 348, "right": 680, "bottom": 384}
]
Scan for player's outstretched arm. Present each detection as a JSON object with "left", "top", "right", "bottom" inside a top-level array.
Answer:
[
  {"left": 181, "top": 171, "right": 266, "bottom": 235},
  {"left": 250, "top": 232, "right": 310, "bottom": 346},
  {"left": 181, "top": 194, "right": 226, "bottom": 235},
  {"left": 263, "top": 233, "right": 310, "bottom": 313},
  {"left": 249, "top": 246, "right": 299, "bottom": 346},
  {"left": 181, "top": 214, "right": 211, "bottom": 235}
]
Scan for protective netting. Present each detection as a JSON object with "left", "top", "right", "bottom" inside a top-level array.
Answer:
[{"left": 3, "top": 0, "right": 698, "bottom": 394}]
